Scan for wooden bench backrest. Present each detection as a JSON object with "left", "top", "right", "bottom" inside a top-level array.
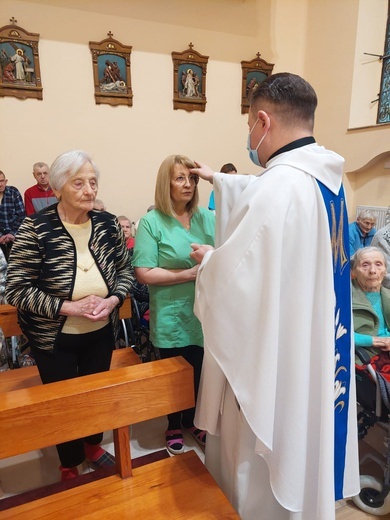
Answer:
[
  {"left": 0, "top": 357, "right": 193, "bottom": 463},
  {"left": 119, "top": 295, "right": 132, "bottom": 320},
  {"left": 0, "top": 347, "right": 141, "bottom": 393},
  {"left": 0, "top": 295, "right": 132, "bottom": 338}
]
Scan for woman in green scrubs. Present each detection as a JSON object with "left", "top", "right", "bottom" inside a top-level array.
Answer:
[{"left": 132, "top": 155, "right": 215, "bottom": 455}]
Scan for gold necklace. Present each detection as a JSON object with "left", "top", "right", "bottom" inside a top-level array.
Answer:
[{"left": 76, "top": 260, "right": 95, "bottom": 272}]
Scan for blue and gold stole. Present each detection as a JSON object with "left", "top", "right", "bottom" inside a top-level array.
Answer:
[{"left": 317, "top": 180, "right": 352, "bottom": 501}]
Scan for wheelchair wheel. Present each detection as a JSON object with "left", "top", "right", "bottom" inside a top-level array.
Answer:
[{"left": 352, "top": 475, "right": 390, "bottom": 516}]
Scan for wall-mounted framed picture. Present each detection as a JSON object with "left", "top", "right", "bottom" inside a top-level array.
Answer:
[
  {"left": 89, "top": 32, "right": 133, "bottom": 107},
  {"left": 0, "top": 18, "right": 43, "bottom": 100},
  {"left": 172, "top": 43, "right": 208, "bottom": 112},
  {"left": 241, "top": 53, "right": 274, "bottom": 114}
]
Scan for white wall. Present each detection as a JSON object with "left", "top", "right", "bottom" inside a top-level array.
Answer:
[
  {"left": 0, "top": 0, "right": 283, "bottom": 221},
  {"left": 2, "top": 0, "right": 390, "bottom": 221}
]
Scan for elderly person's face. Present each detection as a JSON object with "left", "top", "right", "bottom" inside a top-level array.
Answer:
[
  {"left": 58, "top": 162, "right": 97, "bottom": 215},
  {"left": 170, "top": 163, "right": 198, "bottom": 206},
  {"left": 357, "top": 216, "right": 376, "bottom": 236},
  {"left": 119, "top": 219, "right": 132, "bottom": 239},
  {"left": 33, "top": 165, "right": 50, "bottom": 188},
  {"left": 354, "top": 250, "right": 386, "bottom": 292}
]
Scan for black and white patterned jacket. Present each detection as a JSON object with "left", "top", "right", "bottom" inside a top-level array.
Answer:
[{"left": 5, "top": 204, "right": 132, "bottom": 352}]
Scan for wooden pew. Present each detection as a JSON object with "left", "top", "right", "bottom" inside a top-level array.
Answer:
[
  {"left": 0, "top": 357, "right": 239, "bottom": 519},
  {"left": 0, "top": 296, "right": 140, "bottom": 392}
]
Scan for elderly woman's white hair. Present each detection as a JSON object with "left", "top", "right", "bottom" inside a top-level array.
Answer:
[
  {"left": 351, "top": 246, "right": 387, "bottom": 271},
  {"left": 49, "top": 150, "right": 100, "bottom": 191},
  {"left": 357, "top": 209, "right": 377, "bottom": 222}
]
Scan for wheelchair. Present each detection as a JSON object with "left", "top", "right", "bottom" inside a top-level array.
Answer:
[
  {"left": 118, "top": 296, "right": 158, "bottom": 363},
  {"left": 353, "top": 347, "right": 390, "bottom": 515},
  {"left": 0, "top": 327, "right": 33, "bottom": 370}
]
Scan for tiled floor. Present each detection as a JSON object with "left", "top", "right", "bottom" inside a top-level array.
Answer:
[{"left": 0, "top": 415, "right": 205, "bottom": 498}]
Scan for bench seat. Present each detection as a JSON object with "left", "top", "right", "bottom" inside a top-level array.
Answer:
[{"left": 0, "top": 451, "right": 238, "bottom": 519}]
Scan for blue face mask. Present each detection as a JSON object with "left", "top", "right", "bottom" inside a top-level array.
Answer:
[{"left": 247, "top": 118, "right": 268, "bottom": 167}]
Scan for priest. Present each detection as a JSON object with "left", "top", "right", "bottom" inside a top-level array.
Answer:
[{"left": 190, "top": 73, "right": 359, "bottom": 520}]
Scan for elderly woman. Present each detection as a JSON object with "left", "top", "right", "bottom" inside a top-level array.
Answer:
[
  {"left": 349, "top": 209, "right": 377, "bottom": 257},
  {"left": 132, "top": 154, "right": 215, "bottom": 455},
  {"left": 352, "top": 246, "right": 390, "bottom": 358},
  {"left": 5, "top": 150, "right": 132, "bottom": 481}
]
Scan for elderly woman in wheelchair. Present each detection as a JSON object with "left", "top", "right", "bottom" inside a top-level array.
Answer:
[
  {"left": 353, "top": 246, "right": 390, "bottom": 358},
  {"left": 352, "top": 246, "right": 390, "bottom": 515}
]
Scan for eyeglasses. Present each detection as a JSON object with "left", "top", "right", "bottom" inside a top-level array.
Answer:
[{"left": 172, "top": 175, "right": 199, "bottom": 186}]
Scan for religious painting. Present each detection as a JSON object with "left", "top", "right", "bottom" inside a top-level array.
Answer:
[
  {"left": 378, "top": 59, "right": 390, "bottom": 124},
  {"left": 241, "top": 53, "right": 274, "bottom": 114},
  {"left": 377, "top": 9, "right": 390, "bottom": 123},
  {"left": 0, "top": 18, "right": 43, "bottom": 100},
  {"left": 172, "top": 43, "right": 208, "bottom": 112},
  {"left": 89, "top": 32, "right": 133, "bottom": 107}
]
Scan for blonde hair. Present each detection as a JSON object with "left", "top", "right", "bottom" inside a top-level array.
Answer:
[{"left": 154, "top": 155, "right": 199, "bottom": 217}]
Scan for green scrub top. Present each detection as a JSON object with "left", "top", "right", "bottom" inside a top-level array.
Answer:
[{"left": 132, "top": 207, "right": 215, "bottom": 348}]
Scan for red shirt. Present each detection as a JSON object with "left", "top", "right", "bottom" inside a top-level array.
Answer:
[{"left": 24, "top": 184, "right": 57, "bottom": 216}]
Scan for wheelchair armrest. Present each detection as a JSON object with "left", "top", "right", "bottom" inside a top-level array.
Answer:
[{"left": 355, "top": 347, "right": 373, "bottom": 365}]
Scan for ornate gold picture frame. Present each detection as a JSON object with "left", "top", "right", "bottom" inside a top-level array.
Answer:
[
  {"left": 172, "top": 43, "right": 208, "bottom": 112},
  {"left": 89, "top": 32, "right": 133, "bottom": 107},
  {"left": 0, "top": 18, "right": 43, "bottom": 100},
  {"left": 241, "top": 53, "right": 274, "bottom": 114}
]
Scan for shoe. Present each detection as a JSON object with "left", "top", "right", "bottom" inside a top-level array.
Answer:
[
  {"left": 185, "top": 426, "right": 206, "bottom": 447},
  {"left": 88, "top": 449, "right": 115, "bottom": 469},
  {"left": 59, "top": 465, "right": 79, "bottom": 481},
  {"left": 165, "top": 429, "right": 185, "bottom": 455}
]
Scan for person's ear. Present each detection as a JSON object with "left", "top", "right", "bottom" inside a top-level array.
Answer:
[{"left": 257, "top": 110, "right": 271, "bottom": 131}]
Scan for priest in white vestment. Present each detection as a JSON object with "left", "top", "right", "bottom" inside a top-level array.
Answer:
[{"left": 190, "top": 73, "right": 359, "bottom": 520}]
